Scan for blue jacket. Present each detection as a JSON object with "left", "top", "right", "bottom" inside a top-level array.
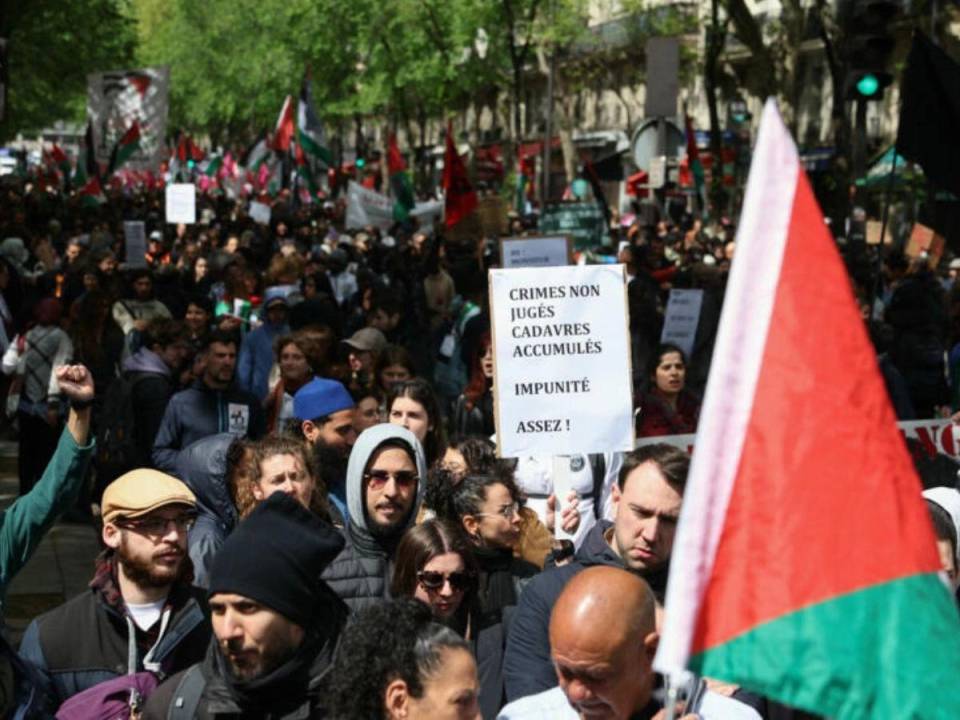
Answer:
[
  {"left": 502, "top": 521, "right": 623, "bottom": 703},
  {"left": 152, "top": 380, "right": 265, "bottom": 473},
  {"left": 174, "top": 434, "right": 238, "bottom": 589},
  {"left": 236, "top": 320, "right": 288, "bottom": 401}
]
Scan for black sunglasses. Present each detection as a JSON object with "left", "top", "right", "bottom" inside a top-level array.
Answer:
[
  {"left": 417, "top": 571, "right": 472, "bottom": 592},
  {"left": 364, "top": 469, "right": 419, "bottom": 489}
]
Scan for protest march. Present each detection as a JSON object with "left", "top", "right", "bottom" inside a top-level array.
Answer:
[{"left": 2, "top": 4, "right": 960, "bottom": 719}]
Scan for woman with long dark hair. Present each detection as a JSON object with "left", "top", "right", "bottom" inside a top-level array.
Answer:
[
  {"left": 636, "top": 343, "right": 701, "bottom": 437},
  {"left": 387, "top": 378, "right": 447, "bottom": 467},
  {"left": 433, "top": 467, "right": 538, "bottom": 719},
  {"left": 391, "top": 519, "right": 477, "bottom": 635}
]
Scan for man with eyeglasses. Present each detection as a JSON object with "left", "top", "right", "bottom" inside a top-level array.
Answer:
[
  {"left": 322, "top": 423, "right": 427, "bottom": 612},
  {"left": 19, "top": 469, "right": 212, "bottom": 708}
]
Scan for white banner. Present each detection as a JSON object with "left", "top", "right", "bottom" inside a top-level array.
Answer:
[
  {"left": 500, "top": 235, "right": 572, "bottom": 269},
  {"left": 490, "top": 264, "right": 634, "bottom": 457},
  {"left": 344, "top": 181, "right": 443, "bottom": 234},
  {"left": 87, "top": 66, "right": 170, "bottom": 171}
]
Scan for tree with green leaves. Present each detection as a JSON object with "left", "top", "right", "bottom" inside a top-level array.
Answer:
[{"left": 0, "top": 0, "right": 136, "bottom": 142}]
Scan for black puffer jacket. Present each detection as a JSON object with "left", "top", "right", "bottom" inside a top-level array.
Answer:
[{"left": 321, "top": 424, "right": 427, "bottom": 613}]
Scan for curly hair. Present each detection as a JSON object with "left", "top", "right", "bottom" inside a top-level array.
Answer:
[
  {"left": 325, "top": 598, "right": 471, "bottom": 720},
  {"left": 233, "top": 434, "right": 332, "bottom": 522}
]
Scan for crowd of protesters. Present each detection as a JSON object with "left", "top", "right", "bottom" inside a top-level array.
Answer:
[{"left": 0, "top": 172, "right": 958, "bottom": 720}]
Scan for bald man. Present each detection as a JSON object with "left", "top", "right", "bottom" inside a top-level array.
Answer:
[{"left": 497, "top": 567, "right": 759, "bottom": 720}]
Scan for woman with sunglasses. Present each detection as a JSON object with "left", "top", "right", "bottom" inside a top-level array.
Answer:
[
  {"left": 391, "top": 519, "right": 477, "bottom": 634},
  {"left": 433, "top": 469, "right": 539, "bottom": 720}
]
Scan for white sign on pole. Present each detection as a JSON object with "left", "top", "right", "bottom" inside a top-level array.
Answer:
[
  {"left": 344, "top": 181, "right": 443, "bottom": 234},
  {"left": 649, "top": 156, "right": 667, "bottom": 189},
  {"left": 500, "top": 236, "right": 572, "bottom": 269},
  {"left": 489, "top": 264, "right": 634, "bottom": 457},
  {"left": 660, "top": 288, "right": 704, "bottom": 359},
  {"left": 122, "top": 221, "right": 147, "bottom": 268},
  {"left": 165, "top": 183, "right": 196, "bottom": 224},
  {"left": 249, "top": 201, "right": 272, "bottom": 226}
]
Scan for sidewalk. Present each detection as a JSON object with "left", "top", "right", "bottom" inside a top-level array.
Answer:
[{"left": 0, "top": 441, "right": 100, "bottom": 642}]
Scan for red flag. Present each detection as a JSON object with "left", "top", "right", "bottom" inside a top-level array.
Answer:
[
  {"left": 386, "top": 133, "right": 406, "bottom": 174},
  {"left": 655, "top": 100, "right": 960, "bottom": 717},
  {"left": 273, "top": 96, "right": 295, "bottom": 152},
  {"left": 442, "top": 123, "right": 477, "bottom": 229}
]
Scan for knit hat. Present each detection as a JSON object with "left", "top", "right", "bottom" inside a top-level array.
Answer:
[
  {"left": 293, "top": 378, "right": 354, "bottom": 421},
  {"left": 208, "top": 492, "right": 345, "bottom": 626},
  {"left": 102, "top": 469, "right": 196, "bottom": 524}
]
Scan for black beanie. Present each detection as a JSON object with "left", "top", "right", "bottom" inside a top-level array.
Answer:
[{"left": 208, "top": 492, "right": 345, "bottom": 627}]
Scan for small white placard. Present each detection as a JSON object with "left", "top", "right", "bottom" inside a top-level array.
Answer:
[
  {"left": 500, "top": 236, "right": 571, "bottom": 269},
  {"left": 123, "top": 221, "right": 147, "bottom": 269},
  {"left": 249, "top": 201, "right": 272, "bottom": 226},
  {"left": 660, "top": 288, "right": 704, "bottom": 359},
  {"left": 165, "top": 183, "right": 196, "bottom": 224}
]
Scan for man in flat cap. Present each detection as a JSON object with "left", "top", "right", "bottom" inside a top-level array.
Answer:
[{"left": 19, "top": 469, "right": 211, "bottom": 709}]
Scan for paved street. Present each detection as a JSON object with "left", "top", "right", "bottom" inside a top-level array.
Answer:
[{"left": 0, "top": 443, "right": 100, "bottom": 642}]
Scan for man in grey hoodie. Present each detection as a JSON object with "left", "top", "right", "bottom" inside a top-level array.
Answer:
[{"left": 321, "top": 424, "right": 426, "bottom": 613}]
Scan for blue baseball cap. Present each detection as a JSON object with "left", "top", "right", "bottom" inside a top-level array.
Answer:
[{"left": 293, "top": 378, "right": 355, "bottom": 421}]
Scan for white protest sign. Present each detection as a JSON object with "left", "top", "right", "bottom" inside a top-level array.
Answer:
[
  {"left": 500, "top": 235, "right": 572, "bottom": 269},
  {"left": 660, "top": 288, "right": 703, "bottom": 359},
  {"left": 165, "top": 183, "right": 196, "bottom": 224},
  {"left": 122, "top": 221, "right": 147, "bottom": 268},
  {"left": 249, "top": 201, "right": 272, "bottom": 226},
  {"left": 345, "top": 181, "right": 443, "bottom": 234},
  {"left": 490, "top": 264, "right": 634, "bottom": 457}
]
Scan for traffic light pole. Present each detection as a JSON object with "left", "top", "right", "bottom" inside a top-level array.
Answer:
[{"left": 852, "top": 98, "right": 867, "bottom": 195}]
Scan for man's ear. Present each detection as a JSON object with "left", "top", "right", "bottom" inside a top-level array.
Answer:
[
  {"left": 642, "top": 630, "right": 659, "bottom": 663},
  {"left": 302, "top": 420, "right": 318, "bottom": 443},
  {"left": 610, "top": 483, "right": 622, "bottom": 513},
  {"left": 384, "top": 678, "right": 410, "bottom": 720},
  {"left": 102, "top": 523, "right": 122, "bottom": 550}
]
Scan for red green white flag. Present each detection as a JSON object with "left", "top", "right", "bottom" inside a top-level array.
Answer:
[
  {"left": 273, "top": 95, "right": 295, "bottom": 153},
  {"left": 654, "top": 100, "right": 960, "bottom": 719},
  {"left": 108, "top": 121, "right": 142, "bottom": 174},
  {"left": 387, "top": 133, "right": 415, "bottom": 222}
]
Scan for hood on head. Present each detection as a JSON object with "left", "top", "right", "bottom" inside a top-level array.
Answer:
[
  {"left": 924, "top": 486, "right": 960, "bottom": 567},
  {"left": 345, "top": 423, "right": 427, "bottom": 534}
]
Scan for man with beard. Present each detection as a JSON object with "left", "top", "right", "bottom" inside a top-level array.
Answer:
[
  {"left": 291, "top": 377, "right": 356, "bottom": 522},
  {"left": 153, "top": 329, "right": 266, "bottom": 473},
  {"left": 322, "top": 424, "right": 426, "bottom": 612},
  {"left": 142, "top": 492, "right": 347, "bottom": 719},
  {"left": 18, "top": 470, "right": 211, "bottom": 707}
]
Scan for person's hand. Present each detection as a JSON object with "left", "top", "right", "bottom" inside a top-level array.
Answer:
[
  {"left": 546, "top": 492, "right": 581, "bottom": 534},
  {"left": 132, "top": 319, "right": 149, "bottom": 332},
  {"left": 56, "top": 364, "right": 95, "bottom": 404},
  {"left": 218, "top": 316, "right": 242, "bottom": 332}
]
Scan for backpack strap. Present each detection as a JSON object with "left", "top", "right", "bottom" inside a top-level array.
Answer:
[{"left": 166, "top": 664, "right": 206, "bottom": 720}]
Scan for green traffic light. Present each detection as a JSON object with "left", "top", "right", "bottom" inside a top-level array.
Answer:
[
  {"left": 356, "top": 158, "right": 366, "bottom": 169},
  {"left": 187, "top": 159, "right": 195, "bottom": 169},
  {"left": 857, "top": 74, "right": 879, "bottom": 97}
]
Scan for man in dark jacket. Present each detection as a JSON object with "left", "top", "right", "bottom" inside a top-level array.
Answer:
[
  {"left": 502, "top": 443, "right": 688, "bottom": 702},
  {"left": 143, "top": 492, "right": 347, "bottom": 719},
  {"left": 18, "top": 469, "right": 210, "bottom": 709},
  {"left": 153, "top": 330, "right": 265, "bottom": 472},
  {"left": 321, "top": 423, "right": 426, "bottom": 612},
  {"left": 122, "top": 318, "right": 191, "bottom": 465}
]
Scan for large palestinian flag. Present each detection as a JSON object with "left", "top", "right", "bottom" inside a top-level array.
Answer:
[{"left": 654, "top": 100, "right": 960, "bottom": 718}]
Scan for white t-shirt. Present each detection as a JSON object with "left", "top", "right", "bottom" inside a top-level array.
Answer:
[{"left": 126, "top": 599, "right": 166, "bottom": 631}]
